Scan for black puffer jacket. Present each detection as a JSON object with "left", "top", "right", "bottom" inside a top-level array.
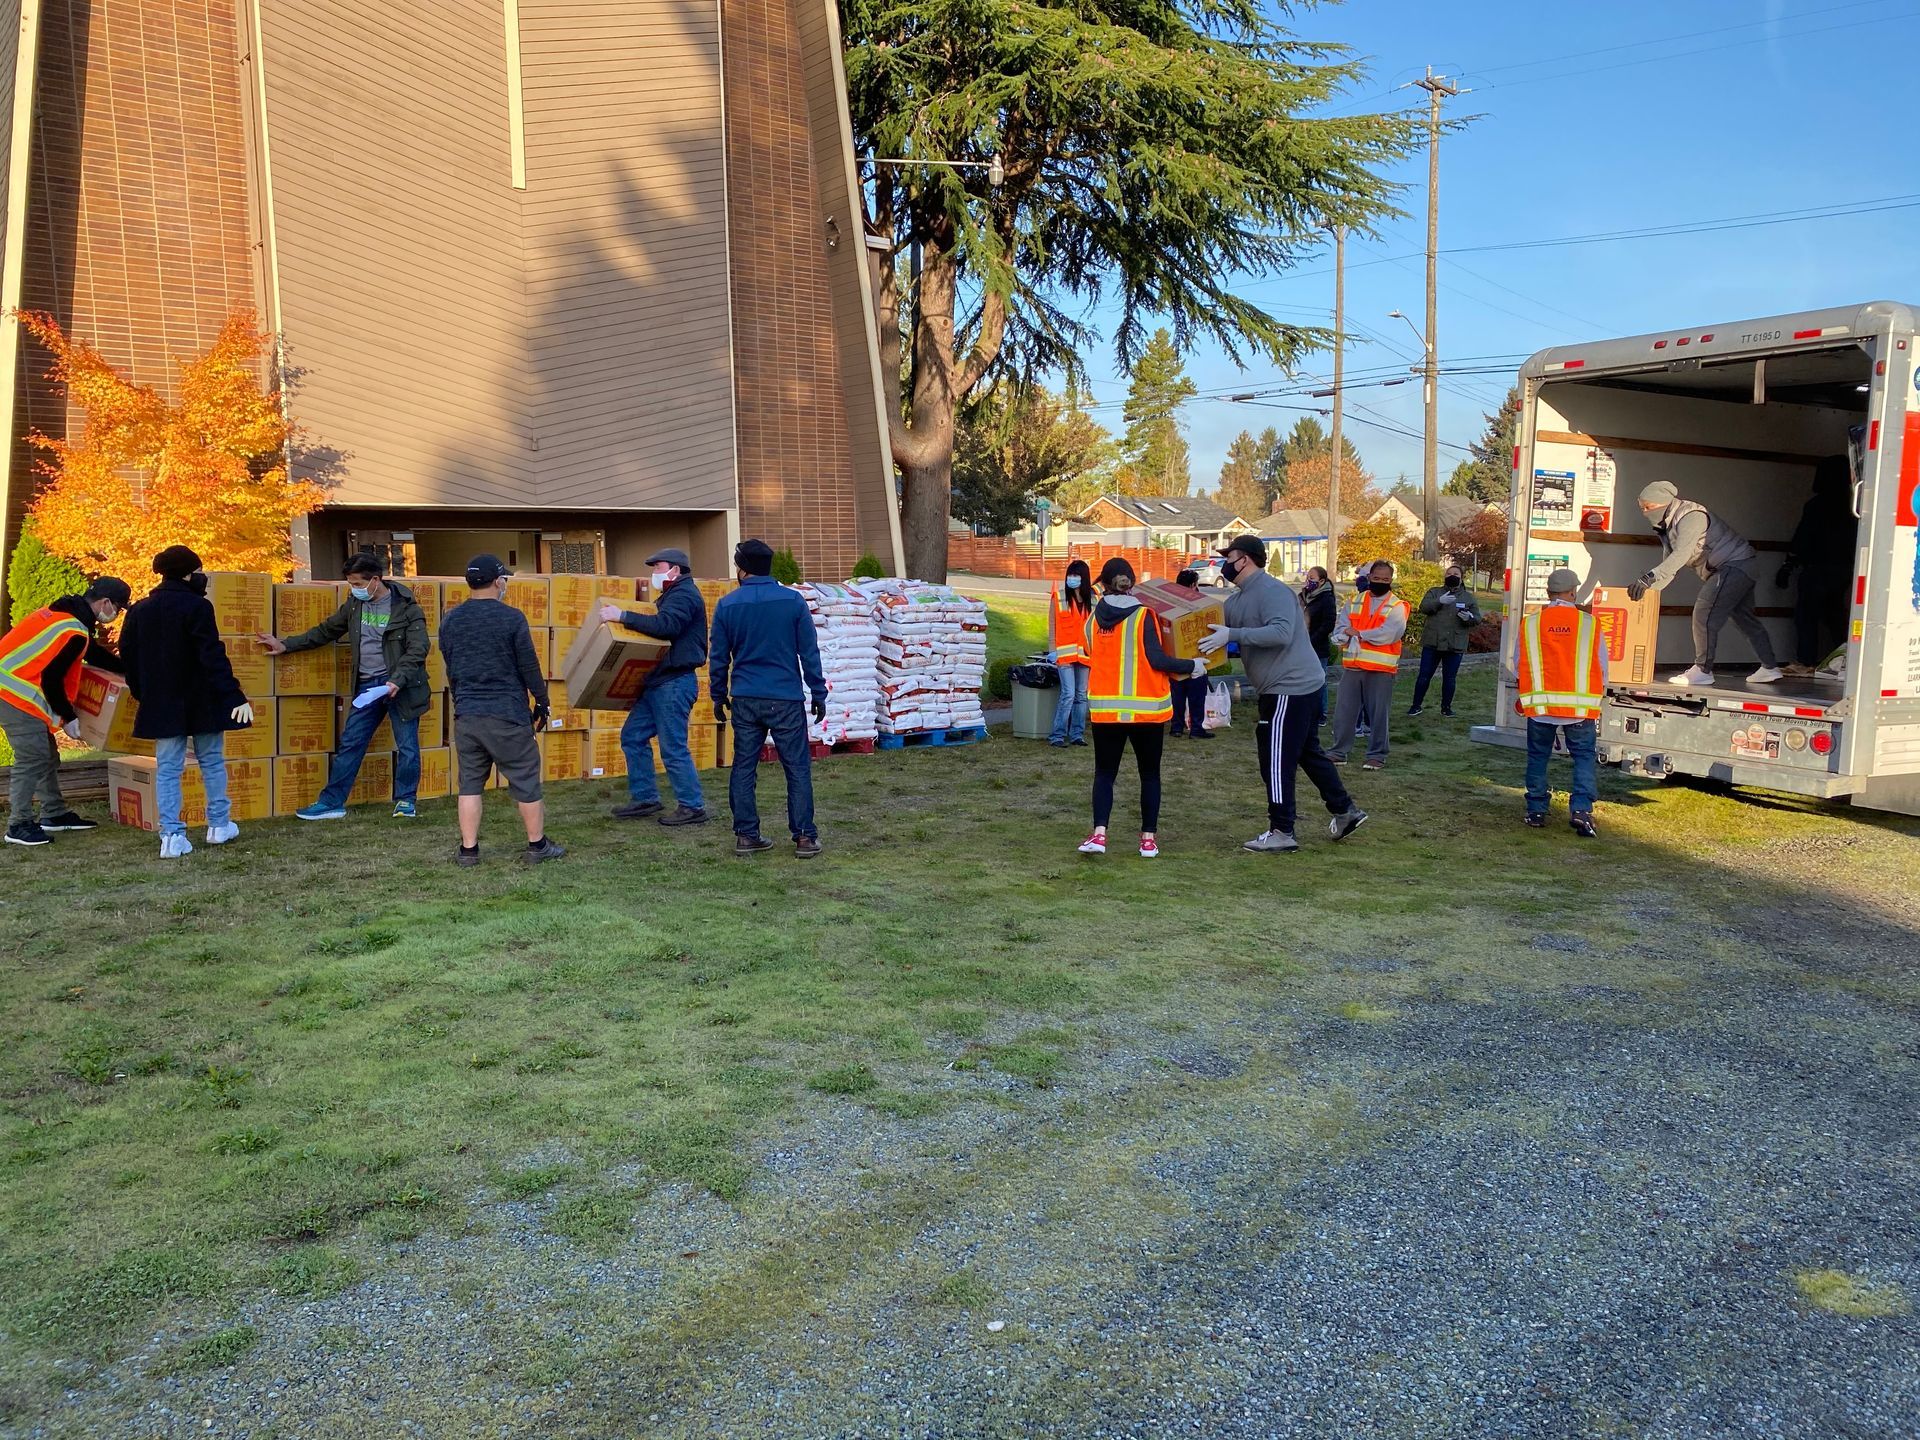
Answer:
[{"left": 120, "top": 579, "right": 250, "bottom": 739}]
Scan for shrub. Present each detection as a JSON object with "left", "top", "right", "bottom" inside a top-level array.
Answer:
[
  {"left": 8, "top": 522, "right": 87, "bottom": 625},
  {"left": 771, "top": 548, "right": 803, "bottom": 585},
  {"left": 985, "top": 656, "right": 1017, "bottom": 701},
  {"left": 850, "top": 551, "right": 887, "bottom": 580},
  {"left": 1467, "top": 619, "right": 1504, "bottom": 654}
]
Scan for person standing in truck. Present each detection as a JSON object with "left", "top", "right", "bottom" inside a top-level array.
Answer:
[
  {"left": 1627, "top": 480, "right": 1783, "bottom": 688},
  {"left": 1777, "top": 456, "right": 1857, "bottom": 677}
]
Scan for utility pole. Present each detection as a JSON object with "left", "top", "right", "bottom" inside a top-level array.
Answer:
[
  {"left": 1414, "top": 67, "right": 1458, "bottom": 562},
  {"left": 1328, "top": 223, "right": 1344, "bottom": 582}
]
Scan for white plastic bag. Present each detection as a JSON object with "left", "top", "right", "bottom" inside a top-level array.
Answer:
[{"left": 1204, "top": 681, "right": 1233, "bottom": 730}]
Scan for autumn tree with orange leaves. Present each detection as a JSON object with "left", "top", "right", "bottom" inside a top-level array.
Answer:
[{"left": 19, "top": 309, "right": 324, "bottom": 590}]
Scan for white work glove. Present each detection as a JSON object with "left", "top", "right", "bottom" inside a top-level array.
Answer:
[
  {"left": 1196, "top": 624, "right": 1232, "bottom": 655},
  {"left": 1189, "top": 659, "right": 1210, "bottom": 678},
  {"left": 62, "top": 718, "right": 83, "bottom": 740},
  {"left": 597, "top": 603, "right": 626, "bottom": 624},
  {"left": 231, "top": 702, "right": 254, "bottom": 726}
]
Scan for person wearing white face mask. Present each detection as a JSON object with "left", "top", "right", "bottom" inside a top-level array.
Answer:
[
  {"left": 254, "top": 551, "right": 431, "bottom": 820},
  {"left": 596, "top": 547, "right": 711, "bottom": 826}
]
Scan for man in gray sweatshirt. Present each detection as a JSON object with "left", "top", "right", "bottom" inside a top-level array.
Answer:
[
  {"left": 1199, "top": 536, "right": 1369, "bottom": 853},
  {"left": 1627, "top": 479, "right": 1782, "bottom": 688}
]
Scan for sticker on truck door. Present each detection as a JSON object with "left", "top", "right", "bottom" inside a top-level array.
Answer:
[
  {"left": 1531, "top": 469, "right": 1576, "bottom": 526},
  {"left": 1579, "top": 447, "right": 1617, "bottom": 531}
]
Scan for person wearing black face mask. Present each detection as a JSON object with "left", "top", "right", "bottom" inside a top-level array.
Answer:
[
  {"left": 1407, "top": 567, "right": 1480, "bottom": 718},
  {"left": 1327, "top": 561, "right": 1408, "bottom": 770},
  {"left": 1299, "top": 566, "right": 1337, "bottom": 718}
]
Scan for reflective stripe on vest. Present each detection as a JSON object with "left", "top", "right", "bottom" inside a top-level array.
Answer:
[
  {"left": 1051, "top": 589, "right": 1089, "bottom": 665},
  {"left": 1345, "top": 593, "right": 1406, "bottom": 673},
  {"left": 1518, "top": 605, "right": 1605, "bottom": 719},
  {"left": 0, "top": 607, "right": 89, "bottom": 725},
  {"left": 1085, "top": 607, "right": 1173, "bottom": 724}
]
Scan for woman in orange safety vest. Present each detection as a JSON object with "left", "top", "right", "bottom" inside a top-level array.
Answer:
[
  {"left": 1047, "top": 558, "right": 1094, "bottom": 746},
  {"left": 1077, "top": 557, "right": 1207, "bottom": 860}
]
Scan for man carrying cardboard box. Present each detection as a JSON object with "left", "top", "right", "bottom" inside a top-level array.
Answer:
[
  {"left": 594, "top": 547, "right": 710, "bottom": 826},
  {"left": 439, "top": 555, "right": 564, "bottom": 866},
  {"left": 118, "top": 546, "right": 256, "bottom": 857},
  {"left": 0, "top": 576, "right": 130, "bottom": 846},
  {"left": 255, "top": 552, "right": 431, "bottom": 819}
]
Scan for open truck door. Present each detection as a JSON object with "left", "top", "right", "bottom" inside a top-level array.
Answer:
[{"left": 1472, "top": 300, "right": 1920, "bottom": 816}]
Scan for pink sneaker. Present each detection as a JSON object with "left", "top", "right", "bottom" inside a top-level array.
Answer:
[
  {"left": 1139, "top": 834, "right": 1159, "bottom": 859},
  {"left": 1077, "top": 831, "right": 1107, "bottom": 855}
]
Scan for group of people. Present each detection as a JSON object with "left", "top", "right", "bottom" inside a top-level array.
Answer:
[{"left": 0, "top": 539, "right": 834, "bottom": 862}]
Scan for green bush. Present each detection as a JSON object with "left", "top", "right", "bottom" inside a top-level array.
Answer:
[
  {"left": 8, "top": 522, "right": 87, "bottom": 626},
  {"left": 771, "top": 548, "right": 803, "bottom": 586},
  {"left": 984, "top": 656, "right": 1017, "bottom": 701},
  {"left": 850, "top": 551, "right": 887, "bottom": 581},
  {"left": 1391, "top": 559, "right": 1447, "bottom": 649}
]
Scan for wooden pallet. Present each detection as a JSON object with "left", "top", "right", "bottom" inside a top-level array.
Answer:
[
  {"left": 760, "top": 736, "right": 878, "bottom": 763},
  {"left": 874, "top": 726, "right": 989, "bottom": 750}
]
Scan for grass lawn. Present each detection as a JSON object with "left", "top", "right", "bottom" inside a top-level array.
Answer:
[
  {"left": 3, "top": 668, "right": 1918, "bottom": 1435},
  {"left": 984, "top": 593, "right": 1052, "bottom": 675}
]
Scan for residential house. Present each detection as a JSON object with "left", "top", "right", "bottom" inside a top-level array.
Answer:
[
  {"left": 1370, "top": 492, "right": 1508, "bottom": 573},
  {"left": 1255, "top": 507, "right": 1340, "bottom": 579},
  {"left": 1077, "top": 495, "right": 1256, "bottom": 554}
]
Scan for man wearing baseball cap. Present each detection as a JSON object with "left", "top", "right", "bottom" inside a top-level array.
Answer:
[
  {"left": 595, "top": 546, "right": 710, "bottom": 826},
  {"left": 437, "top": 554, "right": 564, "bottom": 865},
  {"left": 1196, "top": 535, "right": 1369, "bottom": 853},
  {"left": 1508, "top": 566, "right": 1605, "bottom": 838}
]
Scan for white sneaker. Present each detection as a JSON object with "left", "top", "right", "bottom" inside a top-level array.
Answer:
[
  {"left": 159, "top": 833, "right": 193, "bottom": 859},
  {"left": 1748, "top": 665, "right": 1784, "bottom": 684},
  {"left": 1243, "top": 830, "right": 1300, "bottom": 853},
  {"left": 1665, "top": 666, "right": 1715, "bottom": 687},
  {"left": 206, "top": 821, "right": 240, "bottom": 845},
  {"left": 1077, "top": 831, "right": 1107, "bottom": 855}
]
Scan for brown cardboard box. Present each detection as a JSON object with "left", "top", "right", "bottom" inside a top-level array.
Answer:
[
  {"left": 585, "top": 728, "right": 628, "bottom": 779},
  {"left": 205, "top": 572, "right": 272, "bottom": 634},
  {"left": 689, "top": 697, "right": 715, "bottom": 726},
  {"left": 549, "top": 575, "right": 603, "bottom": 629},
  {"left": 278, "top": 695, "right": 337, "bottom": 754},
  {"left": 689, "top": 722, "right": 719, "bottom": 771},
  {"left": 541, "top": 730, "right": 585, "bottom": 782},
  {"left": 223, "top": 639, "right": 275, "bottom": 699},
  {"left": 273, "top": 582, "right": 341, "bottom": 634},
  {"left": 273, "top": 754, "right": 328, "bottom": 815},
  {"left": 592, "top": 709, "right": 630, "bottom": 728},
  {"left": 424, "top": 646, "right": 447, "bottom": 691},
  {"left": 418, "top": 746, "right": 451, "bottom": 799},
  {"left": 596, "top": 576, "right": 640, "bottom": 604},
  {"left": 505, "top": 575, "right": 551, "bottom": 626},
  {"left": 224, "top": 700, "right": 276, "bottom": 759},
  {"left": 273, "top": 644, "right": 338, "bottom": 696},
  {"left": 546, "top": 627, "right": 568, "bottom": 680},
  {"left": 410, "top": 578, "right": 444, "bottom": 631},
  {"left": 440, "top": 579, "right": 470, "bottom": 619},
  {"left": 526, "top": 627, "right": 554, "bottom": 680},
  {"left": 561, "top": 616, "right": 669, "bottom": 711},
  {"left": 73, "top": 665, "right": 147, "bottom": 754},
  {"left": 1585, "top": 585, "right": 1658, "bottom": 685},
  {"left": 696, "top": 579, "right": 735, "bottom": 608},
  {"left": 1134, "top": 580, "right": 1231, "bottom": 674},
  {"left": 419, "top": 692, "right": 446, "bottom": 747},
  {"left": 109, "top": 755, "right": 273, "bottom": 828},
  {"left": 348, "top": 751, "right": 393, "bottom": 806},
  {"left": 334, "top": 645, "right": 357, "bottom": 696}
]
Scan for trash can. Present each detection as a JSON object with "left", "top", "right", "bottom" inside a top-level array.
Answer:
[{"left": 1010, "top": 660, "right": 1059, "bottom": 740}]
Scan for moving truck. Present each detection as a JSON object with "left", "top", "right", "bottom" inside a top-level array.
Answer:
[{"left": 1472, "top": 300, "right": 1920, "bottom": 816}]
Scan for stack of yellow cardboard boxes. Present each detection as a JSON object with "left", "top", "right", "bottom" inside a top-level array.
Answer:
[{"left": 99, "top": 571, "right": 742, "bottom": 828}]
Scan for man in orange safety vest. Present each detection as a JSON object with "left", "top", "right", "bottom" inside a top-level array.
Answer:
[{"left": 1510, "top": 566, "right": 1607, "bottom": 838}]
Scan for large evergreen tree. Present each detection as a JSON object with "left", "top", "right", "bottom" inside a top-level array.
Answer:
[
  {"left": 1445, "top": 386, "right": 1521, "bottom": 502},
  {"left": 1215, "top": 430, "right": 1268, "bottom": 518},
  {"left": 843, "top": 0, "right": 1415, "bottom": 575},
  {"left": 1253, "top": 425, "right": 1285, "bottom": 515},
  {"left": 1120, "top": 329, "right": 1196, "bottom": 496}
]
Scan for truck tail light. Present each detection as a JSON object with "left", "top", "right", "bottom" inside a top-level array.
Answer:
[{"left": 1810, "top": 731, "right": 1834, "bottom": 756}]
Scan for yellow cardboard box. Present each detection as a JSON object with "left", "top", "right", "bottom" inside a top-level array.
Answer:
[
  {"left": 348, "top": 751, "right": 393, "bottom": 806},
  {"left": 109, "top": 755, "right": 273, "bottom": 828},
  {"left": 541, "top": 730, "right": 585, "bottom": 783},
  {"left": 205, "top": 572, "right": 271, "bottom": 634},
  {"left": 273, "top": 644, "right": 338, "bottom": 696},
  {"left": 549, "top": 575, "right": 603, "bottom": 629},
  {"left": 546, "top": 681, "right": 588, "bottom": 731},
  {"left": 419, "top": 692, "right": 446, "bottom": 747},
  {"left": 586, "top": 728, "right": 628, "bottom": 779},
  {"left": 689, "top": 723, "right": 719, "bottom": 771},
  {"left": 597, "top": 576, "right": 639, "bottom": 605},
  {"left": 424, "top": 646, "right": 447, "bottom": 691},
  {"left": 223, "top": 640, "right": 275, "bottom": 699},
  {"left": 440, "top": 580, "right": 471, "bottom": 620},
  {"left": 418, "top": 746, "right": 451, "bottom": 799},
  {"left": 505, "top": 576, "right": 551, "bottom": 626},
  {"left": 1134, "top": 580, "right": 1231, "bottom": 674},
  {"left": 278, "top": 695, "right": 337, "bottom": 754},
  {"left": 273, "top": 582, "right": 341, "bottom": 634},
  {"left": 73, "top": 665, "right": 147, "bottom": 754},
  {"left": 409, "top": 578, "right": 443, "bottom": 631},
  {"left": 224, "top": 700, "right": 276, "bottom": 759},
  {"left": 547, "top": 627, "right": 569, "bottom": 681},
  {"left": 526, "top": 627, "right": 555, "bottom": 680},
  {"left": 273, "top": 753, "right": 328, "bottom": 815}
]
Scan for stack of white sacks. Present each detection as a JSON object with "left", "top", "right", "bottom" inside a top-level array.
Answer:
[
  {"left": 856, "top": 579, "right": 989, "bottom": 734},
  {"left": 797, "top": 583, "right": 881, "bottom": 744}
]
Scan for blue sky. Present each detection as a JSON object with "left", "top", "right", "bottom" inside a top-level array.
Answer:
[{"left": 1076, "top": 0, "right": 1920, "bottom": 499}]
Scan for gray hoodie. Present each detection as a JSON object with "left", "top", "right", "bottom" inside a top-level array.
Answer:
[{"left": 1223, "top": 567, "right": 1329, "bottom": 697}]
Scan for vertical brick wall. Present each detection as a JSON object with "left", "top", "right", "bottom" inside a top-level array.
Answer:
[
  {"left": 721, "top": 0, "right": 862, "bottom": 580},
  {"left": 8, "top": 0, "right": 255, "bottom": 552}
]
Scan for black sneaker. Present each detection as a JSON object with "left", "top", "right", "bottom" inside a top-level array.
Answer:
[
  {"left": 659, "top": 805, "right": 709, "bottom": 827},
  {"left": 1441, "top": 709, "right": 1456, "bottom": 719},
  {"left": 612, "top": 800, "right": 664, "bottom": 819},
  {"left": 1048, "top": 739, "right": 1068, "bottom": 747},
  {"left": 39, "top": 812, "right": 96, "bottom": 833},
  {"left": 1406, "top": 706, "right": 1424, "bottom": 719},
  {"left": 1523, "top": 814, "right": 1547, "bottom": 829},
  {"left": 735, "top": 834, "right": 775, "bottom": 857},
  {"left": 1069, "top": 739, "right": 1088, "bottom": 747},
  {"left": 794, "top": 835, "right": 822, "bottom": 860},
  {"left": 1192, "top": 730, "right": 1215, "bottom": 741},
  {"left": 455, "top": 845, "right": 481, "bottom": 867},
  {"left": 6, "top": 821, "right": 52, "bottom": 847},
  {"left": 521, "top": 837, "right": 567, "bottom": 864},
  {"left": 1329, "top": 807, "right": 1369, "bottom": 843},
  {"left": 1570, "top": 813, "right": 1598, "bottom": 839}
]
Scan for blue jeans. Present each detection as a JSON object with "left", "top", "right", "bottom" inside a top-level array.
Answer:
[
  {"left": 620, "top": 672, "right": 703, "bottom": 810},
  {"left": 1525, "top": 718, "right": 1598, "bottom": 817},
  {"left": 728, "top": 695, "right": 814, "bottom": 840},
  {"left": 155, "top": 732, "right": 230, "bottom": 838},
  {"left": 1410, "top": 647, "right": 1463, "bottom": 712},
  {"left": 1169, "top": 675, "right": 1208, "bottom": 736},
  {"left": 1049, "top": 662, "right": 1089, "bottom": 742},
  {"left": 319, "top": 674, "right": 421, "bottom": 807}
]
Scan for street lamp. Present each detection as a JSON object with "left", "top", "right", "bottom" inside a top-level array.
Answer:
[{"left": 870, "top": 155, "right": 1005, "bottom": 187}]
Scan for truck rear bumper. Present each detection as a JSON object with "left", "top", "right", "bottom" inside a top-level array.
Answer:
[{"left": 1604, "top": 744, "right": 1860, "bottom": 799}]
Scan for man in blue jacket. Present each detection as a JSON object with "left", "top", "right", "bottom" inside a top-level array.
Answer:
[
  {"left": 710, "top": 538, "right": 827, "bottom": 858},
  {"left": 598, "top": 547, "right": 710, "bottom": 825}
]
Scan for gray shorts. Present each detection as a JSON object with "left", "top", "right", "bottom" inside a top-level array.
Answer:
[{"left": 455, "top": 714, "right": 543, "bottom": 802}]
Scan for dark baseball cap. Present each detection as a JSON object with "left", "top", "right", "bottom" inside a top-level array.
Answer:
[
  {"left": 466, "top": 554, "right": 512, "bottom": 587},
  {"left": 1217, "top": 534, "right": 1267, "bottom": 568},
  {"left": 85, "top": 577, "right": 132, "bottom": 608}
]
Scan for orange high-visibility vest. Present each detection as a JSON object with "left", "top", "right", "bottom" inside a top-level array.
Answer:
[
  {"left": 1517, "top": 603, "right": 1605, "bottom": 719},
  {"left": 1050, "top": 587, "right": 1091, "bottom": 666},
  {"left": 1084, "top": 607, "right": 1173, "bottom": 724},
  {"left": 0, "top": 606, "right": 90, "bottom": 728},
  {"left": 1343, "top": 592, "right": 1407, "bottom": 673}
]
